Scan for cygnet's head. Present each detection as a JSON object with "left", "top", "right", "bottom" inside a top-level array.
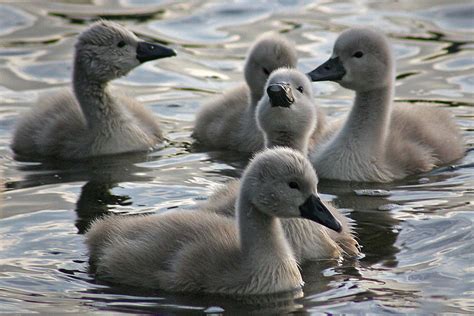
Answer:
[
  {"left": 240, "top": 147, "right": 342, "bottom": 232},
  {"left": 244, "top": 33, "right": 297, "bottom": 102},
  {"left": 74, "top": 20, "right": 176, "bottom": 82},
  {"left": 307, "top": 27, "right": 394, "bottom": 91},
  {"left": 256, "top": 68, "right": 316, "bottom": 153}
]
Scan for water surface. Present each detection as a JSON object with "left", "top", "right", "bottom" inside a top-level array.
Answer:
[{"left": 0, "top": 0, "right": 473, "bottom": 314}]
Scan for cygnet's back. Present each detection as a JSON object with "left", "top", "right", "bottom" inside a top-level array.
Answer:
[
  {"left": 193, "top": 33, "right": 297, "bottom": 153},
  {"left": 307, "top": 27, "right": 465, "bottom": 182},
  {"left": 11, "top": 20, "right": 176, "bottom": 160},
  {"left": 86, "top": 147, "right": 343, "bottom": 294}
]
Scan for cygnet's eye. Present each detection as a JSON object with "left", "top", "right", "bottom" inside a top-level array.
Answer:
[
  {"left": 288, "top": 181, "right": 300, "bottom": 190},
  {"left": 262, "top": 67, "right": 270, "bottom": 76},
  {"left": 353, "top": 51, "right": 364, "bottom": 58},
  {"left": 117, "top": 40, "right": 127, "bottom": 48},
  {"left": 297, "top": 86, "right": 304, "bottom": 93}
]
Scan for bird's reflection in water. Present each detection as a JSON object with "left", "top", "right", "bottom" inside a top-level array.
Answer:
[
  {"left": 8, "top": 151, "right": 156, "bottom": 190},
  {"left": 74, "top": 180, "right": 134, "bottom": 234},
  {"left": 6, "top": 151, "right": 157, "bottom": 232},
  {"left": 320, "top": 179, "right": 401, "bottom": 268},
  {"left": 71, "top": 152, "right": 157, "bottom": 234},
  {"left": 85, "top": 280, "right": 305, "bottom": 314}
]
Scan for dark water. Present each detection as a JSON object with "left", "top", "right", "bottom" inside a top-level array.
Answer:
[{"left": 1, "top": 0, "right": 473, "bottom": 314}]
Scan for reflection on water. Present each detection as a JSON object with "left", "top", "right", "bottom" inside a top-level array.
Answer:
[
  {"left": 0, "top": 0, "right": 473, "bottom": 314},
  {"left": 75, "top": 180, "right": 138, "bottom": 234}
]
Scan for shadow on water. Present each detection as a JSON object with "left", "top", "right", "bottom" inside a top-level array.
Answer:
[
  {"left": 319, "top": 155, "right": 472, "bottom": 270},
  {"left": 74, "top": 180, "right": 135, "bottom": 234},
  {"left": 4, "top": 151, "right": 158, "bottom": 229},
  {"left": 319, "top": 179, "right": 401, "bottom": 267},
  {"left": 6, "top": 151, "right": 156, "bottom": 191},
  {"left": 83, "top": 279, "right": 306, "bottom": 314}
]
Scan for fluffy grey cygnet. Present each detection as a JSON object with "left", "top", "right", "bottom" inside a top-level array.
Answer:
[
  {"left": 192, "top": 33, "right": 297, "bottom": 153},
  {"left": 11, "top": 20, "right": 176, "bottom": 160},
  {"left": 257, "top": 68, "right": 330, "bottom": 155},
  {"left": 201, "top": 68, "right": 359, "bottom": 261},
  {"left": 307, "top": 27, "right": 465, "bottom": 182},
  {"left": 86, "top": 147, "right": 342, "bottom": 295}
]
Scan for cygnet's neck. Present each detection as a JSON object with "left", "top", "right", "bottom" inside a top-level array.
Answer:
[
  {"left": 250, "top": 89, "right": 263, "bottom": 108},
  {"left": 337, "top": 84, "right": 394, "bottom": 155},
  {"left": 240, "top": 87, "right": 262, "bottom": 137},
  {"left": 73, "top": 59, "right": 117, "bottom": 129},
  {"left": 264, "top": 131, "right": 308, "bottom": 155},
  {"left": 237, "top": 191, "right": 294, "bottom": 265}
]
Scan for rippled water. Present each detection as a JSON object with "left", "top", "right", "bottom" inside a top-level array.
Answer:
[{"left": 1, "top": 0, "right": 473, "bottom": 314}]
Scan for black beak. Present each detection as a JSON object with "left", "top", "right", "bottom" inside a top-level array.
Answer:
[
  {"left": 299, "top": 194, "right": 342, "bottom": 233},
  {"left": 307, "top": 57, "right": 346, "bottom": 82},
  {"left": 266, "top": 83, "right": 295, "bottom": 108},
  {"left": 136, "top": 41, "right": 176, "bottom": 63}
]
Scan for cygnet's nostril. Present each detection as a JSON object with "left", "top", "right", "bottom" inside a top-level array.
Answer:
[{"left": 324, "top": 66, "right": 330, "bottom": 70}]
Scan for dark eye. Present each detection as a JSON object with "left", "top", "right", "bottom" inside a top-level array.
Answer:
[
  {"left": 288, "top": 181, "right": 300, "bottom": 190},
  {"left": 262, "top": 67, "right": 270, "bottom": 76},
  {"left": 353, "top": 51, "right": 363, "bottom": 58},
  {"left": 297, "top": 86, "right": 304, "bottom": 93},
  {"left": 117, "top": 40, "right": 126, "bottom": 48}
]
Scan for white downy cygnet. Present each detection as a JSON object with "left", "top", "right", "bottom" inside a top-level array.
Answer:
[
  {"left": 306, "top": 27, "right": 465, "bottom": 182},
  {"left": 200, "top": 69, "right": 359, "bottom": 260},
  {"left": 86, "top": 147, "right": 342, "bottom": 295},
  {"left": 11, "top": 20, "right": 176, "bottom": 160},
  {"left": 193, "top": 33, "right": 297, "bottom": 153}
]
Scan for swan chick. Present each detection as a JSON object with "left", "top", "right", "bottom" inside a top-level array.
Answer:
[
  {"left": 257, "top": 68, "right": 330, "bottom": 155},
  {"left": 307, "top": 27, "right": 465, "bottom": 182},
  {"left": 86, "top": 147, "right": 342, "bottom": 294},
  {"left": 11, "top": 20, "right": 176, "bottom": 160},
  {"left": 193, "top": 33, "right": 297, "bottom": 152}
]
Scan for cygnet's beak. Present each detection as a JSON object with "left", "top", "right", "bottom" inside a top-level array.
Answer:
[
  {"left": 266, "top": 83, "right": 295, "bottom": 108},
  {"left": 299, "top": 194, "right": 342, "bottom": 233},
  {"left": 306, "top": 56, "right": 346, "bottom": 82},
  {"left": 136, "top": 41, "right": 177, "bottom": 63}
]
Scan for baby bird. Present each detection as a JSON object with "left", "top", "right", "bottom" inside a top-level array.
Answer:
[
  {"left": 193, "top": 33, "right": 297, "bottom": 153},
  {"left": 11, "top": 20, "right": 176, "bottom": 160},
  {"left": 86, "top": 147, "right": 342, "bottom": 295},
  {"left": 307, "top": 27, "right": 465, "bottom": 182},
  {"left": 257, "top": 68, "right": 329, "bottom": 155},
  {"left": 201, "top": 69, "right": 359, "bottom": 260}
]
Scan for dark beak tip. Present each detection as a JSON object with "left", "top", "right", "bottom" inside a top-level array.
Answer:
[
  {"left": 307, "top": 57, "right": 346, "bottom": 82},
  {"left": 299, "top": 194, "right": 343, "bottom": 233},
  {"left": 306, "top": 71, "right": 319, "bottom": 82},
  {"left": 307, "top": 71, "right": 326, "bottom": 82},
  {"left": 267, "top": 83, "right": 294, "bottom": 107},
  {"left": 137, "top": 41, "right": 177, "bottom": 63},
  {"left": 267, "top": 84, "right": 284, "bottom": 93}
]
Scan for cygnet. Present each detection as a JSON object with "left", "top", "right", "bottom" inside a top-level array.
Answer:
[
  {"left": 86, "top": 147, "right": 342, "bottom": 295},
  {"left": 11, "top": 20, "right": 176, "bottom": 160},
  {"left": 193, "top": 33, "right": 297, "bottom": 153},
  {"left": 307, "top": 27, "right": 465, "bottom": 182}
]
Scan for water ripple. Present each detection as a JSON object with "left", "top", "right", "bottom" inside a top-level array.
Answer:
[{"left": 0, "top": 5, "right": 36, "bottom": 37}]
